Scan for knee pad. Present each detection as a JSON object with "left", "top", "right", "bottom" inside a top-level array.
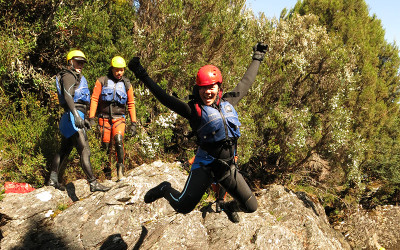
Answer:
[
  {"left": 114, "top": 134, "right": 124, "bottom": 162},
  {"left": 114, "top": 134, "right": 124, "bottom": 147}
]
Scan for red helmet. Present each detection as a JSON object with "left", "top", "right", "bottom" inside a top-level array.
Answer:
[{"left": 196, "top": 65, "right": 222, "bottom": 86}]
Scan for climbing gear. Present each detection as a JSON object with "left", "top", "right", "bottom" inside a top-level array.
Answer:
[
  {"left": 98, "top": 117, "right": 126, "bottom": 142},
  {"left": 111, "top": 56, "right": 126, "bottom": 68},
  {"left": 144, "top": 181, "right": 171, "bottom": 203},
  {"left": 116, "top": 163, "right": 125, "bottom": 181},
  {"left": 67, "top": 50, "right": 87, "bottom": 63},
  {"left": 215, "top": 200, "right": 223, "bottom": 213},
  {"left": 89, "top": 179, "right": 111, "bottom": 192},
  {"left": 4, "top": 182, "right": 35, "bottom": 194},
  {"left": 55, "top": 72, "right": 90, "bottom": 105},
  {"left": 196, "top": 65, "right": 222, "bottom": 86}
]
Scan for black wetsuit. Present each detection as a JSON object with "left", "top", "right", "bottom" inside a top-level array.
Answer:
[
  {"left": 136, "top": 60, "right": 261, "bottom": 214},
  {"left": 49, "top": 67, "right": 96, "bottom": 182}
]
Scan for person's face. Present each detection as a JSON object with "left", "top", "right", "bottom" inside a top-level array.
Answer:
[
  {"left": 199, "top": 83, "right": 219, "bottom": 106},
  {"left": 112, "top": 67, "right": 125, "bottom": 80},
  {"left": 71, "top": 59, "right": 85, "bottom": 74}
]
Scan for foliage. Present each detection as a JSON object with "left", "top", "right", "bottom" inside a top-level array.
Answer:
[
  {"left": 243, "top": 14, "right": 358, "bottom": 176},
  {"left": 0, "top": 94, "right": 58, "bottom": 186},
  {"left": 0, "top": 0, "right": 400, "bottom": 212},
  {"left": 290, "top": 0, "right": 400, "bottom": 205}
]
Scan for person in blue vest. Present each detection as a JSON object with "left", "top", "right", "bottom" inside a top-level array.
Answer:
[
  {"left": 47, "top": 49, "right": 110, "bottom": 192},
  {"left": 128, "top": 42, "right": 268, "bottom": 223},
  {"left": 89, "top": 56, "right": 137, "bottom": 181}
]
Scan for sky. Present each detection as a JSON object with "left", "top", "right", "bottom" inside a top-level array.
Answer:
[{"left": 246, "top": 0, "right": 399, "bottom": 45}]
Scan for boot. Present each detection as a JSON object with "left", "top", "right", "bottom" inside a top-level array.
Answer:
[
  {"left": 47, "top": 171, "right": 66, "bottom": 191},
  {"left": 89, "top": 179, "right": 111, "bottom": 192},
  {"left": 215, "top": 199, "right": 223, "bottom": 213},
  {"left": 116, "top": 163, "right": 125, "bottom": 181},
  {"left": 144, "top": 181, "right": 171, "bottom": 203},
  {"left": 220, "top": 201, "right": 241, "bottom": 223},
  {"left": 225, "top": 210, "right": 240, "bottom": 223}
]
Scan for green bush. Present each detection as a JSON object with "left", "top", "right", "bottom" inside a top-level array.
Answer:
[
  {"left": 0, "top": 94, "right": 58, "bottom": 187},
  {"left": 1, "top": 0, "right": 400, "bottom": 210}
]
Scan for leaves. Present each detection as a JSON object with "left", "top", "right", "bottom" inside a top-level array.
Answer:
[{"left": 1, "top": 0, "right": 400, "bottom": 208}]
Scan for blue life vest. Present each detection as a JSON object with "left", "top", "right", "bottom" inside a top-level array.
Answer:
[
  {"left": 56, "top": 74, "right": 90, "bottom": 105},
  {"left": 100, "top": 79, "right": 128, "bottom": 105},
  {"left": 197, "top": 101, "right": 241, "bottom": 145}
]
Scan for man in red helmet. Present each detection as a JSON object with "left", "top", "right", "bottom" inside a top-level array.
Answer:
[{"left": 128, "top": 42, "right": 267, "bottom": 223}]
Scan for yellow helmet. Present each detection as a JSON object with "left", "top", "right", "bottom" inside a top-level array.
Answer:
[
  {"left": 111, "top": 56, "right": 126, "bottom": 68},
  {"left": 67, "top": 50, "right": 87, "bottom": 63}
]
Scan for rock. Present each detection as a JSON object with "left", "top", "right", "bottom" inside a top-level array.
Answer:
[
  {"left": 335, "top": 205, "right": 400, "bottom": 249},
  {"left": 0, "top": 161, "right": 351, "bottom": 249}
]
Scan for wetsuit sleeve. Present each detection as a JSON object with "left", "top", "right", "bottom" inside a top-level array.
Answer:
[
  {"left": 226, "top": 60, "right": 261, "bottom": 106},
  {"left": 126, "top": 85, "right": 137, "bottom": 122},
  {"left": 138, "top": 75, "right": 192, "bottom": 119},
  {"left": 62, "top": 73, "right": 78, "bottom": 112},
  {"left": 89, "top": 80, "right": 102, "bottom": 118}
]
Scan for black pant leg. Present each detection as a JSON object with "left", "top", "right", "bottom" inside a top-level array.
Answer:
[
  {"left": 74, "top": 129, "right": 95, "bottom": 181},
  {"left": 164, "top": 167, "right": 213, "bottom": 214},
  {"left": 219, "top": 166, "right": 257, "bottom": 213},
  {"left": 50, "top": 136, "right": 74, "bottom": 178}
]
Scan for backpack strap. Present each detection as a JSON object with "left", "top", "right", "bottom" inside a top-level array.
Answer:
[
  {"left": 188, "top": 96, "right": 202, "bottom": 118},
  {"left": 195, "top": 103, "right": 202, "bottom": 117}
]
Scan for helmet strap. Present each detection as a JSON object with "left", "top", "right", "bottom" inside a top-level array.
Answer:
[{"left": 216, "top": 89, "right": 222, "bottom": 106}]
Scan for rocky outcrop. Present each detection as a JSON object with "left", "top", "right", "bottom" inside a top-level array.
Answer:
[
  {"left": 335, "top": 205, "right": 400, "bottom": 249},
  {"left": 0, "top": 161, "right": 352, "bottom": 249}
]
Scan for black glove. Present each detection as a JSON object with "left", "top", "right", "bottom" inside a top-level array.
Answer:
[
  {"left": 252, "top": 42, "right": 268, "bottom": 61},
  {"left": 128, "top": 122, "right": 137, "bottom": 136},
  {"left": 72, "top": 111, "right": 85, "bottom": 129},
  {"left": 89, "top": 118, "right": 96, "bottom": 127},
  {"left": 84, "top": 119, "right": 91, "bottom": 130},
  {"left": 128, "top": 57, "right": 148, "bottom": 79}
]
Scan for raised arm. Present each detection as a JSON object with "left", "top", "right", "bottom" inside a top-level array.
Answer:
[
  {"left": 128, "top": 57, "right": 192, "bottom": 120},
  {"left": 226, "top": 43, "right": 268, "bottom": 106}
]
